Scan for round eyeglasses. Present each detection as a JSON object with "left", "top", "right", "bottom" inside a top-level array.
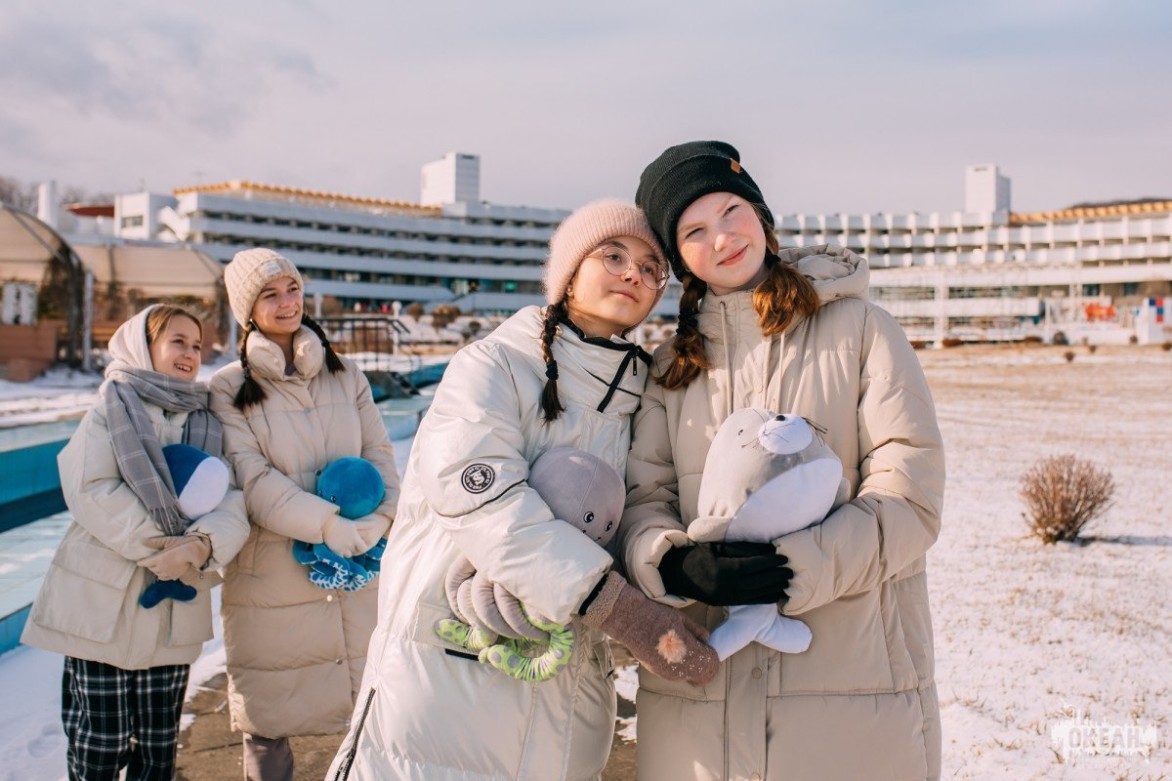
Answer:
[{"left": 587, "top": 244, "right": 670, "bottom": 290}]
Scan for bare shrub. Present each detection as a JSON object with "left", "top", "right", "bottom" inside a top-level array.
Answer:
[
  {"left": 1162, "top": 341, "right": 1172, "bottom": 352},
  {"left": 405, "top": 302, "right": 425, "bottom": 322},
  {"left": 941, "top": 337, "right": 963, "bottom": 348},
  {"left": 1021, "top": 455, "right": 1115, "bottom": 544},
  {"left": 1086, "top": 344, "right": 1097, "bottom": 354},
  {"left": 1052, "top": 331, "right": 1069, "bottom": 346},
  {"left": 1063, "top": 350, "right": 1075, "bottom": 363}
]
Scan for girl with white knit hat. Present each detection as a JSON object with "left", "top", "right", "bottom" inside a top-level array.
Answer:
[
  {"left": 326, "top": 199, "right": 719, "bottom": 780},
  {"left": 208, "top": 249, "right": 401, "bottom": 781}
]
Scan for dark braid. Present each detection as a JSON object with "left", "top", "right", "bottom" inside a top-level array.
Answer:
[
  {"left": 539, "top": 301, "right": 568, "bottom": 422},
  {"left": 657, "top": 273, "right": 711, "bottom": 390},
  {"left": 232, "top": 321, "right": 268, "bottom": 410},
  {"left": 300, "top": 314, "right": 345, "bottom": 374}
]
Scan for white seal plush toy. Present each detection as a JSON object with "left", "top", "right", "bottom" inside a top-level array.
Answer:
[{"left": 691, "top": 408, "right": 848, "bottom": 660}]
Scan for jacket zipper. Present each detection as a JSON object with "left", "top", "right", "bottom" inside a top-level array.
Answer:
[{"left": 334, "top": 687, "right": 377, "bottom": 781}]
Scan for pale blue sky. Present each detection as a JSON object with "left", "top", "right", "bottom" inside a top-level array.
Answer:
[{"left": 2, "top": 0, "right": 1168, "bottom": 215}]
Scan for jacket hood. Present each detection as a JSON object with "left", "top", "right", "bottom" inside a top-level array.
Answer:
[
  {"left": 776, "top": 244, "right": 870, "bottom": 305},
  {"left": 106, "top": 306, "right": 156, "bottom": 372}
]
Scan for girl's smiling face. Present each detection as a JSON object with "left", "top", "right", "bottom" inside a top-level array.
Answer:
[
  {"left": 148, "top": 314, "right": 202, "bottom": 380},
  {"left": 675, "top": 192, "right": 769, "bottom": 295},
  {"left": 249, "top": 275, "right": 304, "bottom": 338}
]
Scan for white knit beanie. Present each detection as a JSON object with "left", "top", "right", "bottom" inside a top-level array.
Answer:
[
  {"left": 543, "top": 199, "right": 666, "bottom": 306},
  {"left": 224, "top": 248, "right": 304, "bottom": 327}
]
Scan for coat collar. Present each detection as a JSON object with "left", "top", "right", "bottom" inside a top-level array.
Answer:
[
  {"left": 243, "top": 325, "right": 325, "bottom": 382},
  {"left": 494, "top": 306, "right": 650, "bottom": 415}
]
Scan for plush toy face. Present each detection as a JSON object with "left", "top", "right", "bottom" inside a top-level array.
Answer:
[
  {"left": 316, "top": 457, "right": 386, "bottom": 520},
  {"left": 162, "top": 443, "right": 230, "bottom": 521},
  {"left": 691, "top": 407, "right": 844, "bottom": 544},
  {"left": 528, "top": 447, "right": 624, "bottom": 547}
]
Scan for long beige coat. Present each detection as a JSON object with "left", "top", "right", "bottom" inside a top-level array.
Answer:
[
  {"left": 620, "top": 246, "right": 945, "bottom": 780},
  {"left": 209, "top": 326, "right": 400, "bottom": 739},
  {"left": 327, "top": 307, "right": 648, "bottom": 781}
]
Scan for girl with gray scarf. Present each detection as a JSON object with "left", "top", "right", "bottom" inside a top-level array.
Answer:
[{"left": 21, "top": 304, "right": 250, "bottom": 781}]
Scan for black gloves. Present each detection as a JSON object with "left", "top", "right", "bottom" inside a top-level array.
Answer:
[{"left": 658, "top": 541, "right": 793, "bottom": 606}]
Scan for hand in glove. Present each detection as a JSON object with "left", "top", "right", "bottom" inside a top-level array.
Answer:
[
  {"left": 443, "top": 556, "right": 549, "bottom": 642},
  {"left": 138, "top": 533, "right": 212, "bottom": 581},
  {"left": 659, "top": 541, "right": 793, "bottom": 606},
  {"left": 322, "top": 514, "right": 367, "bottom": 558},
  {"left": 350, "top": 512, "right": 391, "bottom": 552},
  {"left": 581, "top": 571, "right": 719, "bottom": 686}
]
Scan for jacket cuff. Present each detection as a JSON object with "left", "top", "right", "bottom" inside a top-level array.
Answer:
[
  {"left": 773, "top": 526, "right": 827, "bottom": 615},
  {"left": 624, "top": 527, "right": 693, "bottom": 608}
]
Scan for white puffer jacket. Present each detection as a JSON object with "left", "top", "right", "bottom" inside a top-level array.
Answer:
[{"left": 327, "top": 306, "right": 649, "bottom": 781}]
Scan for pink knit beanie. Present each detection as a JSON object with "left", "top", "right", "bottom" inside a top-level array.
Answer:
[{"left": 543, "top": 199, "right": 666, "bottom": 306}]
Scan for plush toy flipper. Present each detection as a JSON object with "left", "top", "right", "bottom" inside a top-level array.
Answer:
[
  {"left": 162, "top": 443, "right": 230, "bottom": 520},
  {"left": 707, "top": 603, "right": 812, "bottom": 660},
  {"left": 139, "top": 578, "right": 198, "bottom": 609}
]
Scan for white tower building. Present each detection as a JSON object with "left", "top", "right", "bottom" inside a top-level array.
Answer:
[
  {"left": 964, "top": 164, "right": 1011, "bottom": 214},
  {"left": 421, "top": 152, "right": 481, "bottom": 206}
]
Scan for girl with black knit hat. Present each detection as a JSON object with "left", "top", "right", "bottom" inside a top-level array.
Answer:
[
  {"left": 208, "top": 248, "right": 401, "bottom": 781},
  {"left": 325, "top": 199, "right": 719, "bottom": 780},
  {"left": 620, "top": 141, "right": 946, "bottom": 780}
]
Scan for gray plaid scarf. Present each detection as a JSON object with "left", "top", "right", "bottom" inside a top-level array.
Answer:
[{"left": 102, "top": 363, "right": 223, "bottom": 537}]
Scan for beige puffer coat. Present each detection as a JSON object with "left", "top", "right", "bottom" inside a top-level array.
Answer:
[
  {"left": 620, "top": 246, "right": 945, "bottom": 781},
  {"left": 22, "top": 309, "right": 249, "bottom": 670},
  {"left": 209, "top": 326, "right": 400, "bottom": 739},
  {"left": 327, "top": 306, "right": 648, "bottom": 781}
]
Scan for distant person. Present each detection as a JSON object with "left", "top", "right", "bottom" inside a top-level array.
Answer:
[
  {"left": 326, "top": 200, "right": 719, "bottom": 780},
  {"left": 208, "top": 249, "right": 400, "bottom": 781},
  {"left": 619, "top": 141, "right": 946, "bottom": 779},
  {"left": 23, "top": 304, "right": 250, "bottom": 781}
]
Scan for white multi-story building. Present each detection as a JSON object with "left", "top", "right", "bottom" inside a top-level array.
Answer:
[
  {"left": 113, "top": 152, "right": 575, "bottom": 314},
  {"left": 779, "top": 166, "right": 1172, "bottom": 344},
  {"left": 104, "top": 157, "right": 1171, "bottom": 343}
]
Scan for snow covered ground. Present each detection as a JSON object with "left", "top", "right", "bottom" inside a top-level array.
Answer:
[{"left": 1, "top": 345, "right": 1169, "bottom": 778}]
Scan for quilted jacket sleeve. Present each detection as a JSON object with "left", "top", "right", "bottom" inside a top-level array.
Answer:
[
  {"left": 56, "top": 408, "right": 168, "bottom": 562},
  {"left": 618, "top": 371, "right": 693, "bottom": 607},
  {"left": 208, "top": 368, "right": 341, "bottom": 543},
  {"left": 775, "top": 305, "right": 945, "bottom": 616},
  {"left": 415, "top": 342, "right": 614, "bottom": 625},
  {"left": 351, "top": 365, "right": 401, "bottom": 522}
]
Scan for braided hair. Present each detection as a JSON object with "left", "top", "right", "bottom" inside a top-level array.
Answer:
[
  {"left": 232, "top": 313, "right": 345, "bottom": 410},
  {"left": 539, "top": 300, "right": 569, "bottom": 422}
]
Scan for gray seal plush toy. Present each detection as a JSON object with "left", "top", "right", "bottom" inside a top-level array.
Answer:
[{"left": 692, "top": 408, "right": 848, "bottom": 660}]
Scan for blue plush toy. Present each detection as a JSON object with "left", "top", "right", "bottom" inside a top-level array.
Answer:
[
  {"left": 139, "top": 444, "right": 230, "bottom": 609},
  {"left": 292, "top": 457, "right": 387, "bottom": 592}
]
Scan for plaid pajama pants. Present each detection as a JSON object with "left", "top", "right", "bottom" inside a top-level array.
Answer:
[{"left": 61, "top": 656, "right": 190, "bottom": 781}]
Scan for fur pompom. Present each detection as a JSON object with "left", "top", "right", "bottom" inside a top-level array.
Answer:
[{"left": 657, "top": 629, "right": 687, "bottom": 664}]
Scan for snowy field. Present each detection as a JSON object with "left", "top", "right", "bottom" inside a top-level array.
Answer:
[{"left": 1, "top": 344, "right": 1169, "bottom": 778}]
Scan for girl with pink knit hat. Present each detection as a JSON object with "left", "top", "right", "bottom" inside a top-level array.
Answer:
[{"left": 326, "top": 199, "right": 719, "bottom": 780}]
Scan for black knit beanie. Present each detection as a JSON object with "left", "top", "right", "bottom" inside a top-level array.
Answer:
[{"left": 635, "top": 140, "right": 774, "bottom": 279}]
